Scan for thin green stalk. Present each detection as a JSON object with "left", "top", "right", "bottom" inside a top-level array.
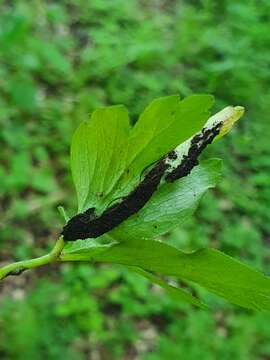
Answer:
[{"left": 0, "top": 236, "right": 65, "bottom": 280}]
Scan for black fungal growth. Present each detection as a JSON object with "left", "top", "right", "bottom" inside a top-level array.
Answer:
[
  {"left": 167, "top": 150, "right": 178, "bottom": 160},
  {"left": 165, "top": 123, "right": 221, "bottom": 182},
  {"left": 62, "top": 160, "right": 169, "bottom": 241},
  {"left": 62, "top": 122, "right": 222, "bottom": 241}
]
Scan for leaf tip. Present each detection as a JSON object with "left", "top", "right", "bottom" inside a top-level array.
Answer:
[{"left": 218, "top": 105, "right": 245, "bottom": 138}]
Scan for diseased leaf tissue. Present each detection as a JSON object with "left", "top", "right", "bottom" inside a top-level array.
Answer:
[
  {"left": 60, "top": 94, "right": 270, "bottom": 312},
  {"left": 62, "top": 95, "right": 244, "bottom": 241}
]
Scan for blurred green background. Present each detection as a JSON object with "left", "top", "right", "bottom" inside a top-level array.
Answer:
[{"left": 0, "top": 0, "right": 270, "bottom": 359}]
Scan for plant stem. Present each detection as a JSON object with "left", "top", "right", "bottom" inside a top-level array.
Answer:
[{"left": 0, "top": 236, "right": 65, "bottom": 281}]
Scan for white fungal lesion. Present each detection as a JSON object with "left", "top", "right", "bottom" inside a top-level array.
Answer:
[
  {"left": 163, "top": 106, "right": 245, "bottom": 181},
  {"left": 205, "top": 106, "right": 244, "bottom": 140},
  {"left": 62, "top": 106, "right": 244, "bottom": 241}
]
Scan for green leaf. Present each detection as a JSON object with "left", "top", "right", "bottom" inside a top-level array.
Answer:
[
  {"left": 113, "top": 94, "right": 215, "bottom": 198},
  {"left": 70, "top": 105, "right": 130, "bottom": 212},
  {"left": 62, "top": 237, "right": 115, "bottom": 260},
  {"left": 57, "top": 206, "right": 70, "bottom": 223},
  {"left": 128, "top": 94, "right": 214, "bottom": 172},
  {"left": 62, "top": 242, "right": 206, "bottom": 308},
  {"left": 70, "top": 122, "right": 90, "bottom": 212},
  {"left": 126, "top": 95, "right": 180, "bottom": 169},
  {"left": 110, "top": 159, "right": 221, "bottom": 240},
  {"left": 130, "top": 267, "right": 207, "bottom": 309},
  {"left": 83, "top": 240, "right": 270, "bottom": 311},
  {"left": 70, "top": 95, "right": 215, "bottom": 212}
]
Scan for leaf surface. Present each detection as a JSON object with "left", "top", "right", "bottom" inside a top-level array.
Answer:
[
  {"left": 70, "top": 105, "right": 130, "bottom": 212},
  {"left": 113, "top": 95, "right": 215, "bottom": 198},
  {"left": 92, "top": 240, "right": 270, "bottom": 311},
  {"left": 61, "top": 238, "right": 270, "bottom": 310},
  {"left": 127, "top": 95, "right": 214, "bottom": 172},
  {"left": 130, "top": 267, "right": 206, "bottom": 309},
  {"left": 110, "top": 159, "right": 221, "bottom": 240}
]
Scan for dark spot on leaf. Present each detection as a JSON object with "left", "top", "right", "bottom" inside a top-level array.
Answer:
[
  {"left": 62, "top": 160, "right": 169, "bottom": 240},
  {"left": 165, "top": 123, "right": 221, "bottom": 182},
  {"left": 167, "top": 150, "right": 178, "bottom": 160},
  {"left": 62, "top": 123, "right": 222, "bottom": 241}
]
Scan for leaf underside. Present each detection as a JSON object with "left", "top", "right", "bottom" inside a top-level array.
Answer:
[
  {"left": 129, "top": 266, "right": 207, "bottom": 309},
  {"left": 62, "top": 239, "right": 270, "bottom": 311}
]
